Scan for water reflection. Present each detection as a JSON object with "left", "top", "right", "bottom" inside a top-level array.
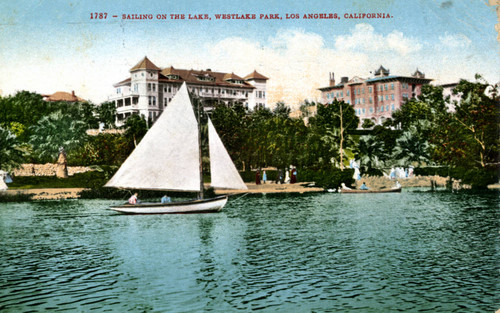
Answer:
[{"left": 0, "top": 192, "right": 498, "bottom": 312}]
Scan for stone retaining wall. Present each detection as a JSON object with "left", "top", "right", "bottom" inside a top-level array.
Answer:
[{"left": 12, "top": 164, "right": 92, "bottom": 177}]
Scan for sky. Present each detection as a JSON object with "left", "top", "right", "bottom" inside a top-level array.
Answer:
[{"left": 0, "top": 0, "right": 499, "bottom": 108}]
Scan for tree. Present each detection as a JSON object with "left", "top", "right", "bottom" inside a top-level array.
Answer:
[
  {"left": 355, "top": 135, "right": 385, "bottom": 174},
  {"left": 124, "top": 114, "right": 148, "bottom": 147},
  {"left": 210, "top": 103, "right": 248, "bottom": 169},
  {"left": 392, "top": 122, "right": 432, "bottom": 166},
  {"left": 308, "top": 100, "right": 359, "bottom": 169},
  {"left": 361, "top": 119, "right": 375, "bottom": 129},
  {"left": 273, "top": 101, "right": 291, "bottom": 118},
  {"left": 96, "top": 101, "right": 117, "bottom": 129},
  {"left": 29, "top": 110, "right": 88, "bottom": 162},
  {"left": 0, "top": 127, "right": 25, "bottom": 172},
  {"left": 432, "top": 76, "right": 499, "bottom": 188}
]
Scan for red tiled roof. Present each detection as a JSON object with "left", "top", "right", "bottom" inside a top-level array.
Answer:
[
  {"left": 117, "top": 59, "right": 262, "bottom": 89},
  {"left": 42, "top": 91, "right": 86, "bottom": 102},
  {"left": 158, "top": 67, "right": 255, "bottom": 89},
  {"left": 130, "top": 56, "right": 161, "bottom": 72},
  {"left": 244, "top": 70, "right": 269, "bottom": 80}
]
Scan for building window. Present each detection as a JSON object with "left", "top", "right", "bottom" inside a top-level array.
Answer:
[
  {"left": 116, "top": 88, "right": 121, "bottom": 94},
  {"left": 386, "top": 95, "right": 389, "bottom": 100},
  {"left": 391, "top": 83, "right": 394, "bottom": 90},
  {"left": 384, "top": 84, "right": 388, "bottom": 91},
  {"left": 369, "top": 107, "right": 373, "bottom": 113},
  {"left": 369, "top": 97, "right": 373, "bottom": 104},
  {"left": 381, "top": 106, "right": 384, "bottom": 112},
  {"left": 369, "top": 87, "right": 372, "bottom": 93},
  {"left": 391, "top": 104, "right": 395, "bottom": 111},
  {"left": 347, "top": 90, "right": 350, "bottom": 96},
  {"left": 391, "top": 94, "right": 395, "bottom": 100},
  {"left": 148, "top": 83, "right": 151, "bottom": 91}
]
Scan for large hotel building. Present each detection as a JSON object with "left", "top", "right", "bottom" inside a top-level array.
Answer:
[
  {"left": 319, "top": 66, "right": 432, "bottom": 125},
  {"left": 110, "top": 57, "right": 268, "bottom": 125}
]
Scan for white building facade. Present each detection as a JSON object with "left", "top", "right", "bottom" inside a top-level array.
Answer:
[{"left": 110, "top": 57, "right": 268, "bottom": 125}]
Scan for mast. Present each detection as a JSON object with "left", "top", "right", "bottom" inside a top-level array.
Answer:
[{"left": 196, "top": 97, "right": 204, "bottom": 199}]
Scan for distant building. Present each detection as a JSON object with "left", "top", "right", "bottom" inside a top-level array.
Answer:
[
  {"left": 318, "top": 66, "right": 432, "bottom": 125},
  {"left": 42, "top": 90, "right": 86, "bottom": 102},
  {"left": 440, "top": 82, "right": 460, "bottom": 111},
  {"left": 110, "top": 56, "right": 268, "bottom": 125}
]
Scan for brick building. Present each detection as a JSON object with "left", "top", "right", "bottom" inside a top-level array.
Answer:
[{"left": 319, "top": 66, "right": 432, "bottom": 125}]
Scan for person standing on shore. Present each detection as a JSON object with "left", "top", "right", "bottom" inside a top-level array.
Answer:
[
  {"left": 276, "top": 169, "right": 283, "bottom": 184},
  {"left": 262, "top": 170, "right": 267, "bottom": 184},
  {"left": 291, "top": 168, "right": 297, "bottom": 184},
  {"left": 284, "top": 169, "right": 290, "bottom": 184},
  {"left": 256, "top": 170, "right": 261, "bottom": 185}
]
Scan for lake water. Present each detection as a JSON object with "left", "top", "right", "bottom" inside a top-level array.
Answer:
[{"left": 0, "top": 190, "right": 498, "bottom": 312}]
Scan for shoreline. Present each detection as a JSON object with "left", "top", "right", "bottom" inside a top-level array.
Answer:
[{"left": 3, "top": 176, "right": 499, "bottom": 200}]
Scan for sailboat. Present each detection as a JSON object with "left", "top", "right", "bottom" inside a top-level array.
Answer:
[{"left": 105, "top": 83, "right": 247, "bottom": 214}]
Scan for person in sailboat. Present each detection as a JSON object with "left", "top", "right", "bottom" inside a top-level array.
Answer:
[
  {"left": 128, "top": 193, "right": 139, "bottom": 204},
  {"left": 161, "top": 194, "right": 171, "bottom": 203}
]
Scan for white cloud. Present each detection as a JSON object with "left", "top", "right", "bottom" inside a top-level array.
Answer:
[
  {"left": 1, "top": 24, "right": 496, "bottom": 108},
  {"left": 438, "top": 33, "right": 472, "bottom": 48},
  {"left": 335, "top": 23, "right": 422, "bottom": 56}
]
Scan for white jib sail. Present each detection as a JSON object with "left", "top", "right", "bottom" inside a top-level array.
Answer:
[
  {"left": 105, "top": 83, "right": 201, "bottom": 192},
  {"left": 208, "top": 118, "right": 248, "bottom": 190}
]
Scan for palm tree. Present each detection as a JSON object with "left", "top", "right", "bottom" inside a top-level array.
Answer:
[
  {"left": 0, "top": 127, "right": 25, "bottom": 172},
  {"left": 29, "top": 110, "right": 87, "bottom": 162},
  {"left": 392, "top": 123, "right": 431, "bottom": 166},
  {"left": 356, "top": 135, "right": 386, "bottom": 172}
]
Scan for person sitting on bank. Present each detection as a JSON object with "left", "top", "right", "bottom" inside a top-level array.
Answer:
[
  {"left": 360, "top": 182, "right": 369, "bottom": 190},
  {"left": 161, "top": 194, "right": 171, "bottom": 203},
  {"left": 128, "top": 193, "right": 139, "bottom": 204}
]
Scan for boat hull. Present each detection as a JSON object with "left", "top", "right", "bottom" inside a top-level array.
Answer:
[
  {"left": 109, "top": 195, "right": 228, "bottom": 214},
  {"left": 341, "top": 188, "right": 402, "bottom": 194}
]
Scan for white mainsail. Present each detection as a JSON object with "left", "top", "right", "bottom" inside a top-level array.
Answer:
[
  {"left": 105, "top": 83, "right": 201, "bottom": 192},
  {"left": 208, "top": 118, "right": 248, "bottom": 190}
]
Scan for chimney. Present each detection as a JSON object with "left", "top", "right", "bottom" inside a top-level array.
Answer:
[
  {"left": 329, "top": 72, "right": 335, "bottom": 86},
  {"left": 72, "top": 90, "right": 75, "bottom": 97}
]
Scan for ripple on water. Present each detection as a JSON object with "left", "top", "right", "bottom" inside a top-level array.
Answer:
[{"left": 0, "top": 194, "right": 498, "bottom": 312}]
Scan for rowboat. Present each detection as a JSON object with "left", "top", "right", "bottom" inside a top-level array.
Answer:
[{"left": 340, "top": 187, "right": 402, "bottom": 193}]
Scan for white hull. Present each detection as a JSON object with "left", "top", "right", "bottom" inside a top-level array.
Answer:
[{"left": 109, "top": 196, "right": 228, "bottom": 214}]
